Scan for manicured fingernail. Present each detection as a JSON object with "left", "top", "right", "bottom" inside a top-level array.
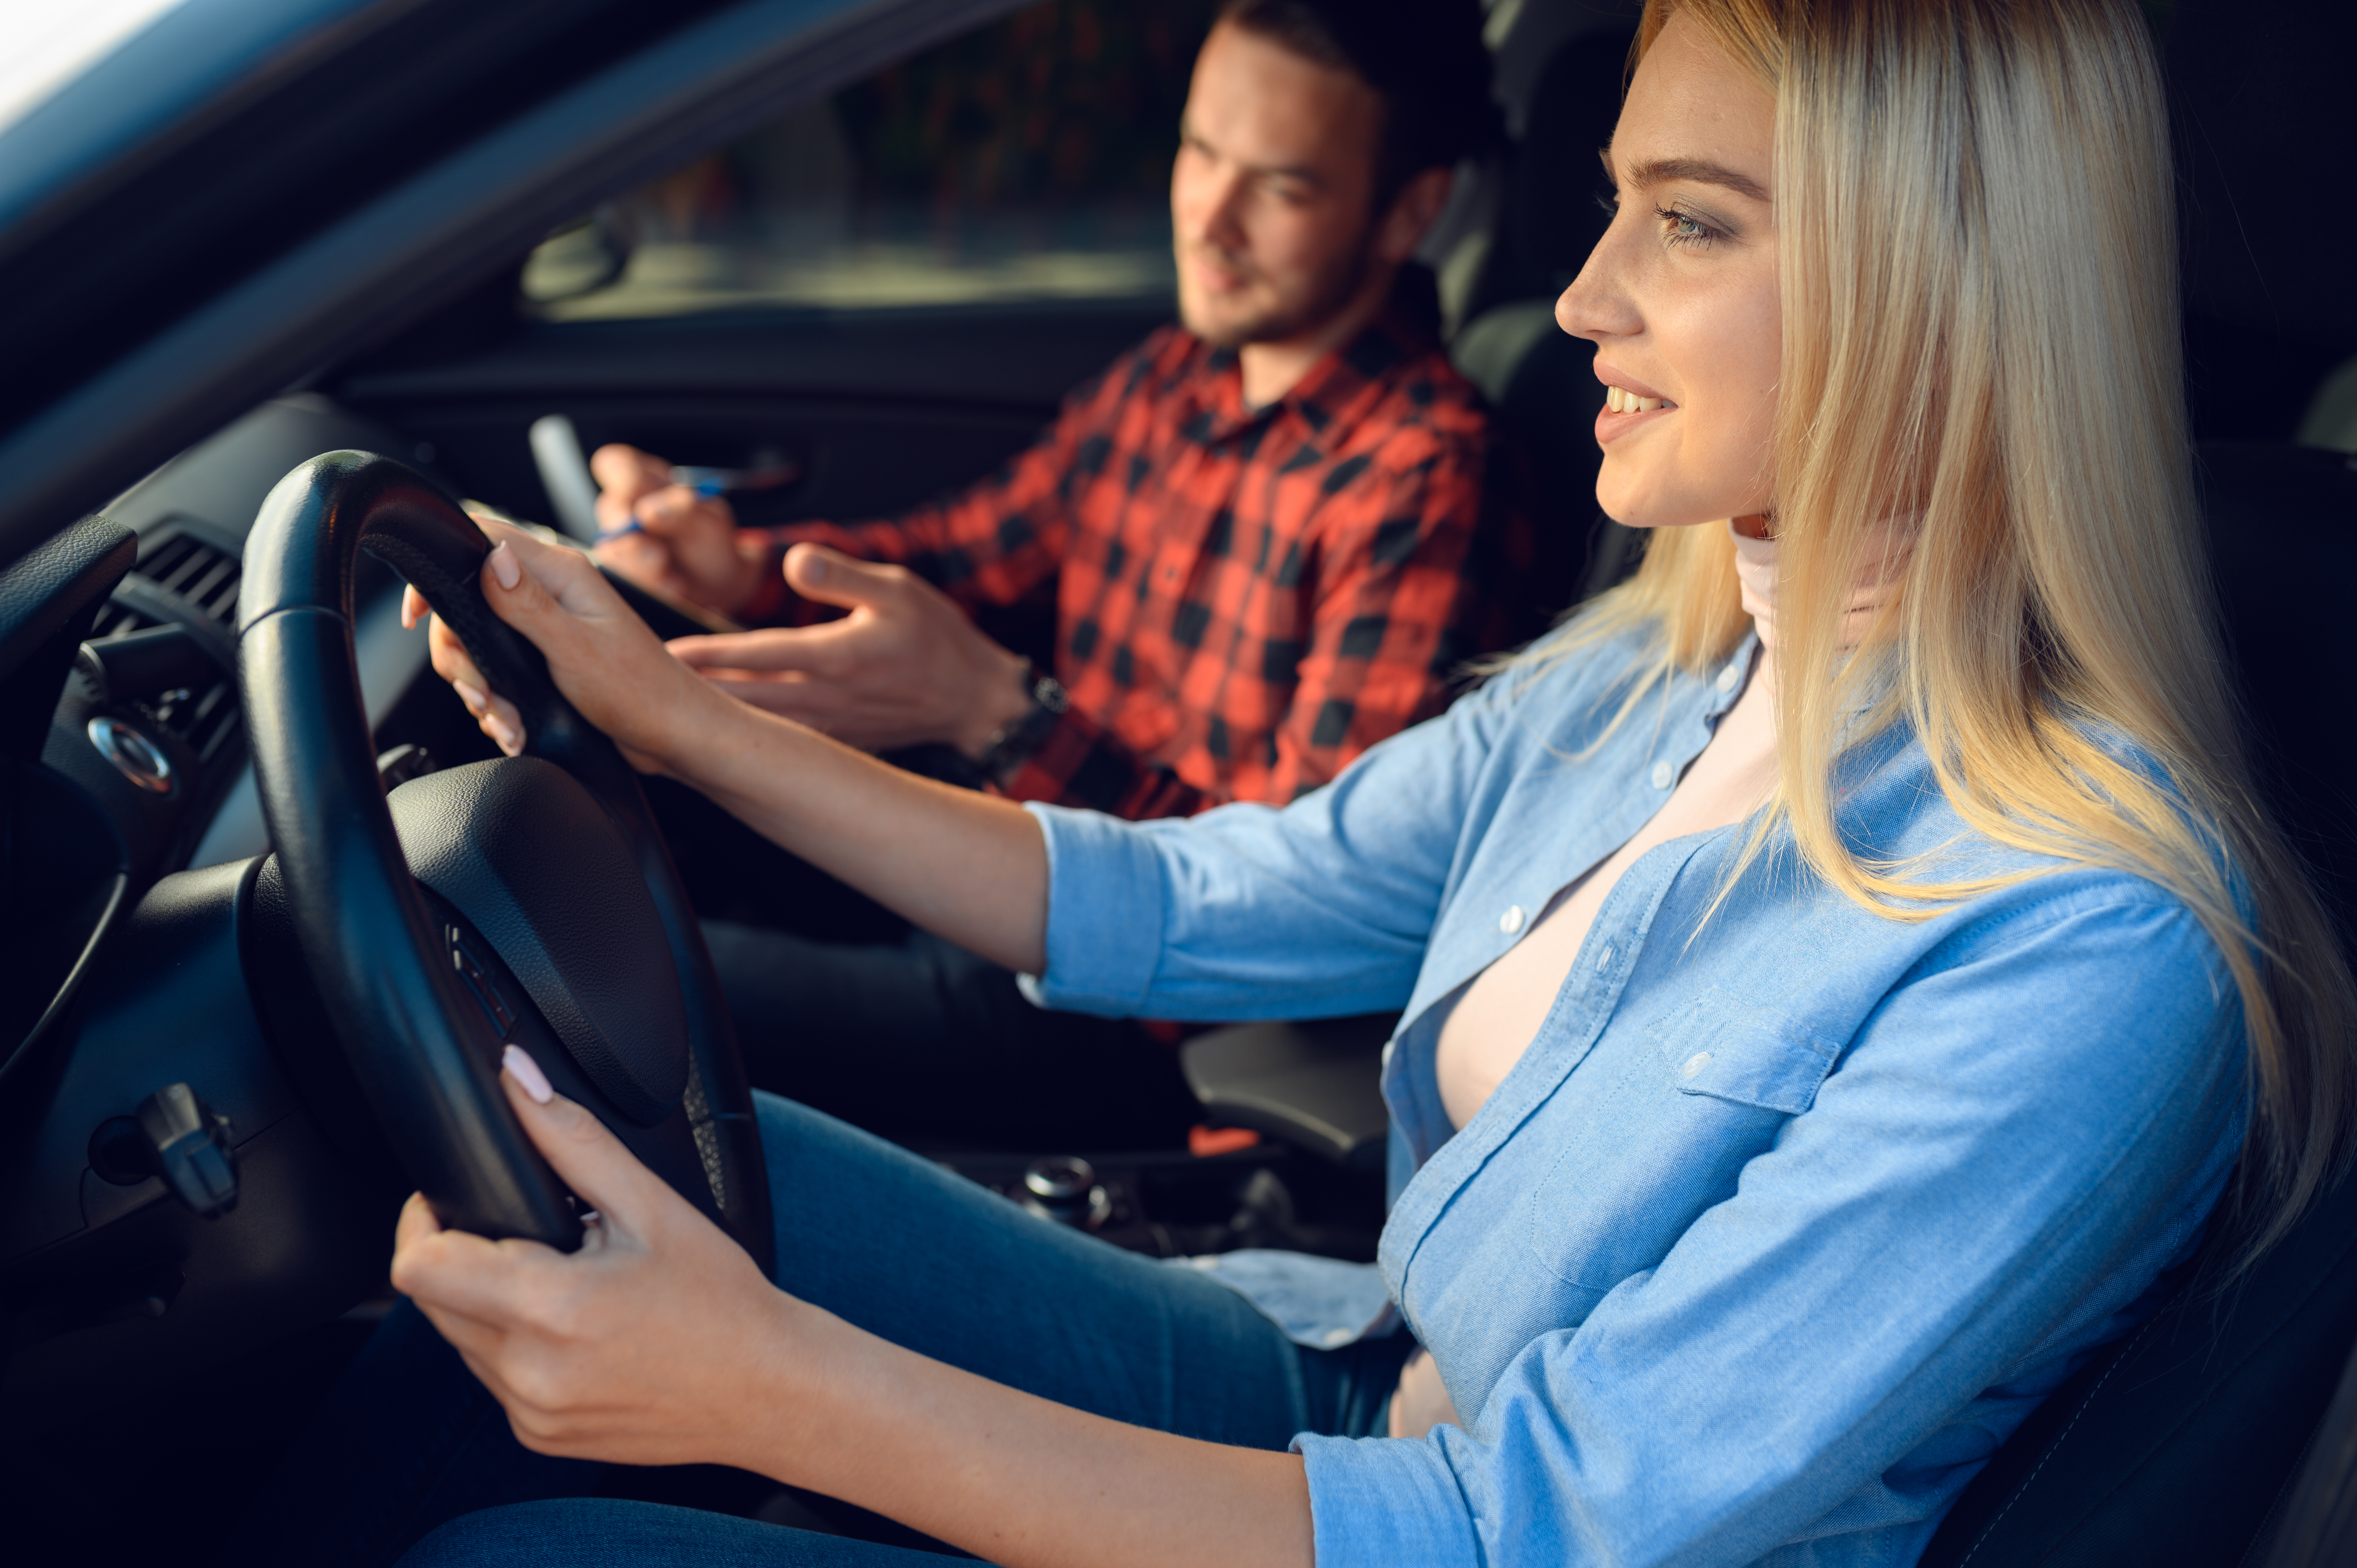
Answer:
[
  {"left": 503, "top": 1045, "right": 553, "bottom": 1104},
  {"left": 800, "top": 554, "right": 826, "bottom": 585},
  {"left": 484, "top": 713, "right": 522, "bottom": 754},
  {"left": 488, "top": 542, "right": 521, "bottom": 590},
  {"left": 452, "top": 680, "right": 486, "bottom": 715}
]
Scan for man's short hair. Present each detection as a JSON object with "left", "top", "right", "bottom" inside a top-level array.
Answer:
[{"left": 1217, "top": 0, "right": 1500, "bottom": 208}]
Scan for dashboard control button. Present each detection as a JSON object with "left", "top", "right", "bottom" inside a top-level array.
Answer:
[
  {"left": 87, "top": 715, "right": 175, "bottom": 795},
  {"left": 448, "top": 925, "right": 517, "bottom": 1038}
]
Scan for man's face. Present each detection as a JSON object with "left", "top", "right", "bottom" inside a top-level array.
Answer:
[{"left": 1170, "top": 21, "right": 1385, "bottom": 348}]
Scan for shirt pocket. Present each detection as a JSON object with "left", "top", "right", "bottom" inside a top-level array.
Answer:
[
  {"left": 1520, "top": 989, "right": 1846, "bottom": 1295},
  {"left": 1651, "top": 984, "right": 1842, "bottom": 1114}
]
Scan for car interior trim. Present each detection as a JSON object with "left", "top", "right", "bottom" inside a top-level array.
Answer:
[{"left": 0, "top": 0, "right": 1031, "bottom": 581}]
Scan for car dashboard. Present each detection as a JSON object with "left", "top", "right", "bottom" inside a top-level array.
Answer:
[{"left": 0, "top": 396, "right": 463, "bottom": 1415}]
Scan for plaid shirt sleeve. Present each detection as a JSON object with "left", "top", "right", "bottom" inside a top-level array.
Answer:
[
  {"left": 735, "top": 361, "right": 1127, "bottom": 627},
  {"left": 997, "top": 428, "right": 1489, "bottom": 819}
]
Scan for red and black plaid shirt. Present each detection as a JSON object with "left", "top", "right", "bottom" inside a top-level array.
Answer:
[{"left": 744, "top": 313, "right": 1523, "bottom": 818}]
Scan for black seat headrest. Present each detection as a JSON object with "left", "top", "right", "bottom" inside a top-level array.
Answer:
[
  {"left": 2167, "top": 0, "right": 2357, "bottom": 362},
  {"left": 2198, "top": 443, "right": 2357, "bottom": 934},
  {"left": 1512, "top": 33, "right": 1633, "bottom": 285}
]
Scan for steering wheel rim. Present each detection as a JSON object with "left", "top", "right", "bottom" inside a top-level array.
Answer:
[{"left": 237, "top": 449, "right": 773, "bottom": 1269}]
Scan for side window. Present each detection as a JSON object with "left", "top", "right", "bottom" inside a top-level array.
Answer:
[{"left": 523, "top": 0, "right": 1214, "bottom": 320}]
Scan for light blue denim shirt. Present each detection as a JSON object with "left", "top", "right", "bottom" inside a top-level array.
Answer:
[{"left": 1023, "top": 627, "right": 2244, "bottom": 1568}]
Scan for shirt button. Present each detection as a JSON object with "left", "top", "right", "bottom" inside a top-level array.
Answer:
[
  {"left": 1321, "top": 1327, "right": 1354, "bottom": 1348},
  {"left": 1596, "top": 944, "right": 1613, "bottom": 969},
  {"left": 1681, "top": 1051, "right": 1712, "bottom": 1079},
  {"left": 1717, "top": 662, "right": 1742, "bottom": 693},
  {"left": 1499, "top": 905, "right": 1526, "bottom": 935},
  {"left": 1651, "top": 760, "right": 1675, "bottom": 789}
]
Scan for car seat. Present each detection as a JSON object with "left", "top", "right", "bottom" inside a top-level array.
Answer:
[
  {"left": 2299, "top": 357, "right": 2357, "bottom": 456},
  {"left": 1182, "top": 25, "right": 1645, "bottom": 1163},
  {"left": 1449, "top": 26, "right": 1645, "bottom": 619},
  {"left": 1920, "top": 443, "right": 2357, "bottom": 1566},
  {"left": 2165, "top": 0, "right": 2357, "bottom": 445}
]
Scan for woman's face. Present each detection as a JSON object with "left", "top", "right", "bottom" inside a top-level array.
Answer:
[{"left": 1558, "top": 12, "right": 1781, "bottom": 529}]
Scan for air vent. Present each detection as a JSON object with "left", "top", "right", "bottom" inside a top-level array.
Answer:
[
  {"left": 85, "top": 525, "right": 244, "bottom": 765},
  {"left": 135, "top": 528, "right": 241, "bottom": 624}
]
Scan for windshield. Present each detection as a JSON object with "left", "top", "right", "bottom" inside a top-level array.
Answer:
[{"left": 0, "top": 0, "right": 191, "bottom": 140}]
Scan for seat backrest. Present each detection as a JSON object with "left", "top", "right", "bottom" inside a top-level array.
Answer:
[
  {"left": 1451, "top": 30, "right": 1641, "bottom": 618},
  {"left": 2164, "top": 0, "right": 2357, "bottom": 445},
  {"left": 1921, "top": 443, "right": 2357, "bottom": 1566}
]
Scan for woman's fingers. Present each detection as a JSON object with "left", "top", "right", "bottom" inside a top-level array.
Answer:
[
  {"left": 496, "top": 1047, "right": 677, "bottom": 1239},
  {"left": 477, "top": 524, "right": 638, "bottom": 643},
  {"left": 417, "top": 604, "right": 527, "bottom": 754}
]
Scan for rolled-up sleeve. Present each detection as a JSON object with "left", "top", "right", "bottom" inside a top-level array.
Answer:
[
  {"left": 1021, "top": 800, "right": 1169, "bottom": 1014},
  {"left": 1292, "top": 1432, "right": 1482, "bottom": 1564},
  {"left": 1018, "top": 671, "right": 1513, "bottom": 1021}
]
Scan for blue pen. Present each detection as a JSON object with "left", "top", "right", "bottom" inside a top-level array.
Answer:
[{"left": 594, "top": 459, "right": 800, "bottom": 543}]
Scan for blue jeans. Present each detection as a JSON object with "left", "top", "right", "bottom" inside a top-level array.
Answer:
[{"left": 224, "top": 1094, "right": 1409, "bottom": 1567}]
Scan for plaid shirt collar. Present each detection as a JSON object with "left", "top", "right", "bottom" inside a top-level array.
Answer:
[{"left": 1182, "top": 307, "right": 1433, "bottom": 447}]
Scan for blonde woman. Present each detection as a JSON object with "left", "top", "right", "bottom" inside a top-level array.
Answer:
[{"left": 235, "top": 1, "right": 2354, "bottom": 1564}]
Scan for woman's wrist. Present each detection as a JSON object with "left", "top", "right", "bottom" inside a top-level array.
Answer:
[
  {"left": 719, "top": 1297, "right": 883, "bottom": 1491},
  {"left": 622, "top": 657, "right": 750, "bottom": 785}
]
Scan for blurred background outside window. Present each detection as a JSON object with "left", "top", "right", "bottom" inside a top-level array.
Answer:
[{"left": 525, "top": 0, "right": 1216, "bottom": 319}]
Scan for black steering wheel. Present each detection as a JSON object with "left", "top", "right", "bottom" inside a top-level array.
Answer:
[{"left": 237, "top": 449, "right": 774, "bottom": 1270}]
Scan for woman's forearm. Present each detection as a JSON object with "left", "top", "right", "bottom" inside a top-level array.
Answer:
[
  {"left": 737, "top": 1299, "right": 1316, "bottom": 1568},
  {"left": 438, "top": 530, "right": 1054, "bottom": 975},
  {"left": 656, "top": 692, "right": 1049, "bottom": 976}
]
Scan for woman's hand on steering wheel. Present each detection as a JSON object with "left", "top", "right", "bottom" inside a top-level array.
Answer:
[
  {"left": 392, "top": 1047, "right": 807, "bottom": 1470},
  {"left": 402, "top": 519, "right": 726, "bottom": 774},
  {"left": 395, "top": 1050, "right": 1319, "bottom": 1567}
]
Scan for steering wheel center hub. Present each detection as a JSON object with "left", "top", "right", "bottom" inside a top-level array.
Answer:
[{"left": 388, "top": 757, "right": 689, "bottom": 1126}]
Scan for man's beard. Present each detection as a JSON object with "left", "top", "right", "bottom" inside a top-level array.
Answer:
[{"left": 1178, "top": 235, "right": 1375, "bottom": 349}]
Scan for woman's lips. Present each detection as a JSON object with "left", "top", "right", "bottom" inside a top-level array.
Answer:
[
  {"left": 1590, "top": 363, "right": 1676, "bottom": 444},
  {"left": 1592, "top": 366, "right": 1677, "bottom": 444}
]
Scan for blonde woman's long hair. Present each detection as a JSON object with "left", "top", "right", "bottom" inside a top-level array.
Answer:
[{"left": 1535, "top": 0, "right": 2355, "bottom": 1267}]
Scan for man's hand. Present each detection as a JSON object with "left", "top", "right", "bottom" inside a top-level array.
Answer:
[
  {"left": 589, "top": 443, "right": 772, "bottom": 616},
  {"left": 670, "top": 541, "right": 1036, "bottom": 759},
  {"left": 392, "top": 1047, "right": 811, "bottom": 1470}
]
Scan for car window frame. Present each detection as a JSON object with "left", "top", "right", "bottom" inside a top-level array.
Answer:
[{"left": 0, "top": 0, "right": 1030, "bottom": 574}]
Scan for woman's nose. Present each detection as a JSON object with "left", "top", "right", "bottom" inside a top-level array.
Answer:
[{"left": 1555, "top": 226, "right": 1640, "bottom": 344}]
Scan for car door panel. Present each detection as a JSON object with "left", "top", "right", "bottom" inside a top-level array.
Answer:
[{"left": 337, "top": 303, "right": 1174, "bottom": 528}]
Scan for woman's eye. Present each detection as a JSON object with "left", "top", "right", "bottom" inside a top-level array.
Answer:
[{"left": 1654, "top": 205, "right": 1721, "bottom": 247}]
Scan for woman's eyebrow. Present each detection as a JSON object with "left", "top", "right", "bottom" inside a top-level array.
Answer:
[{"left": 1600, "top": 145, "right": 1771, "bottom": 203}]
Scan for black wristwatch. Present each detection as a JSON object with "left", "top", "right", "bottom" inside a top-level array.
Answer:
[{"left": 978, "top": 664, "right": 1070, "bottom": 781}]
